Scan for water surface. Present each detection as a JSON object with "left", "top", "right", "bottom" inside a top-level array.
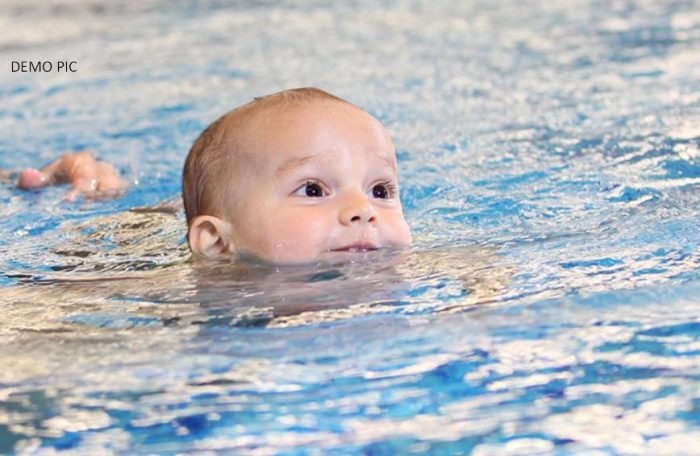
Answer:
[{"left": 1, "top": 0, "right": 700, "bottom": 453}]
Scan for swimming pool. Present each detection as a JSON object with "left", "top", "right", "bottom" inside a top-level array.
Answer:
[{"left": 1, "top": 0, "right": 700, "bottom": 453}]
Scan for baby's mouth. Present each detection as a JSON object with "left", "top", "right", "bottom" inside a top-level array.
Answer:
[{"left": 331, "top": 242, "right": 379, "bottom": 252}]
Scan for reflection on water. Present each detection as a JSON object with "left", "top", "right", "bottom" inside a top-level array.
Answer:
[
  {"left": 0, "top": 206, "right": 512, "bottom": 386},
  {"left": 1, "top": 205, "right": 512, "bottom": 331}
]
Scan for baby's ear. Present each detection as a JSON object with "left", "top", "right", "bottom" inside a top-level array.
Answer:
[{"left": 188, "top": 215, "right": 235, "bottom": 259}]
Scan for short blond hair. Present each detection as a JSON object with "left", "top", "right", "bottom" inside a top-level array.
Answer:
[{"left": 182, "top": 87, "right": 350, "bottom": 228}]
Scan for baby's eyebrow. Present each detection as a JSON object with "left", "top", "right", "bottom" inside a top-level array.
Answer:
[
  {"left": 275, "top": 154, "right": 329, "bottom": 177},
  {"left": 377, "top": 154, "right": 397, "bottom": 173},
  {"left": 275, "top": 153, "right": 396, "bottom": 177}
]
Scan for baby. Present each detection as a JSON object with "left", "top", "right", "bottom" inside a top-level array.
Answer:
[{"left": 9, "top": 87, "right": 412, "bottom": 265}]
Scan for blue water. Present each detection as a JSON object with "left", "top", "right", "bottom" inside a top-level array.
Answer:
[{"left": 1, "top": 0, "right": 700, "bottom": 453}]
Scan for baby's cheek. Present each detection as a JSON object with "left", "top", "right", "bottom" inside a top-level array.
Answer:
[
  {"left": 383, "top": 211, "right": 412, "bottom": 246},
  {"left": 268, "top": 209, "right": 331, "bottom": 257}
]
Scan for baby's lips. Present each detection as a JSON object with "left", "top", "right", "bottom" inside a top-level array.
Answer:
[
  {"left": 331, "top": 242, "right": 379, "bottom": 251},
  {"left": 17, "top": 168, "right": 47, "bottom": 189}
]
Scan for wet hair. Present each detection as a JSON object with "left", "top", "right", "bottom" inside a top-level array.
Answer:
[{"left": 182, "top": 87, "right": 350, "bottom": 230}]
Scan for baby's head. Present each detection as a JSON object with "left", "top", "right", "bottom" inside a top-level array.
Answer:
[{"left": 182, "top": 87, "right": 411, "bottom": 265}]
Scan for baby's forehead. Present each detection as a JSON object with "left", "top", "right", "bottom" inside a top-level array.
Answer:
[{"left": 230, "top": 100, "right": 389, "bottom": 148}]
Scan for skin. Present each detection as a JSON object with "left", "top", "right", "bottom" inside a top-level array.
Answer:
[
  {"left": 14, "top": 151, "right": 126, "bottom": 201},
  {"left": 189, "top": 100, "right": 412, "bottom": 264}
]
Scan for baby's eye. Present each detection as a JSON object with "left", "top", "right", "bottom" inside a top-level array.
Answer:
[
  {"left": 294, "top": 180, "right": 326, "bottom": 197},
  {"left": 370, "top": 182, "right": 398, "bottom": 199}
]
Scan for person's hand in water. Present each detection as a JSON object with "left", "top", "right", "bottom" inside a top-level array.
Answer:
[{"left": 15, "top": 151, "right": 127, "bottom": 201}]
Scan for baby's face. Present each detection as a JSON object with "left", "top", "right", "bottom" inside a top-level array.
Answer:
[{"left": 225, "top": 100, "right": 411, "bottom": 264}]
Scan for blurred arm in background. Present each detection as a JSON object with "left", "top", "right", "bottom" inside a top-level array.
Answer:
[{"left": 5, "top": 151, "right": 127, "bottom": 201}]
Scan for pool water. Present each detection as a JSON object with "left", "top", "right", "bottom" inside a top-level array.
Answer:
[{"left": 1, "top": 0, "right": 700, "bottom": 453}]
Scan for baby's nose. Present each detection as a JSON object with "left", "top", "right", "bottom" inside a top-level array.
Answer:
[{"left": 339, "top": 194, "right": 377, "bottom": 226}]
